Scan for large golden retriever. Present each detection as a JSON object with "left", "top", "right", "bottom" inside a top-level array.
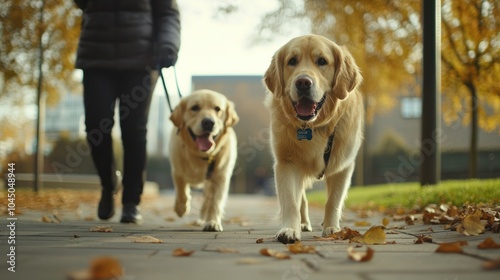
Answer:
[
  {"left": 169, "top": 89, "right": 239, "bottom": 232},
  {"left": 264, "top": 34, "right": 364, "bottom": 243}
]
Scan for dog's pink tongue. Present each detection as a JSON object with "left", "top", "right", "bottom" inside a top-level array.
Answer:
[
  {"left": 195, "top": 135, "right": 213, "bottom": 151},
  {"left": 296, "top": 99, "right": 317, "bottom": 117}
]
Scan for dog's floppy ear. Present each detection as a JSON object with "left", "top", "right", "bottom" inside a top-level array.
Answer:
[
  {"left": 264, "top": 46, "right": 285, "bottom": 98},
  {"left": 225, "top": 101, "right": 239, "bottom": 127},
  {"left": 331, "top": 44, "right": 362, "bottom": 100},
  {"left": 169, "top": 99, "right": 185, "bottom": 128}
]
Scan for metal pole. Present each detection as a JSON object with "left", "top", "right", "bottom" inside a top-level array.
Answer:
[
  {"left": 34, "top": 0, "right": 45, "bottom": 192},
  {"left": 420, "top": 0, "right": 441, "bottom": 186}
]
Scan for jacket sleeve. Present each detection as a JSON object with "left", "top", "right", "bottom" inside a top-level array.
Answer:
[
  {"left": 74, "top": 0, "right": 86, "bottom": 10},
  {"left": 151, "top": 0, "right": 181, "bottom": 55}
]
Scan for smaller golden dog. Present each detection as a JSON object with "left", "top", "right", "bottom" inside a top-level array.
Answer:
[{"left": 169, "top": 89, "right": 239, "bottom": 231}]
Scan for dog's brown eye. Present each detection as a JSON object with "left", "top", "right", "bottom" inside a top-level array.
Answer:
[
  {"left": 191, "top": 105, "right": 200, "bottom": 111},
  {"left": 288, "top": 57, "right": 297, "bottom": 66},
  {"left": 317, "top": 58, "right": 328, "bottom": 66},
  {"left": 214, "top": 106, "right": 221, "bottom": 112}
]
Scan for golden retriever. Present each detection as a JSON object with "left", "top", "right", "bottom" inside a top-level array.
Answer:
[
  {"left": 264, "top": 34, "right": 364, "bottom": 243},
  {"left": 169, "top": 89, "right": 239, "bottom": 232}
]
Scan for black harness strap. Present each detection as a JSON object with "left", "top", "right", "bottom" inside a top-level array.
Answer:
[
  {"left": 317, "top": 129, "right": 336, "bottom": 180},
  {"left": 201, "top": 153, "right": 216, "bottom": 179}
]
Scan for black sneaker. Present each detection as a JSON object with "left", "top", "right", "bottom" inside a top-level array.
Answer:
[
  {"left": 120, "top": 203, "right": 143, "bottom": 224},
  {"left": 97, "top": 189, "right": 115, "bottom": 220}
]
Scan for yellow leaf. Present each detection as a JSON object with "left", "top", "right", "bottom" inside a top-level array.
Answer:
[
  {"left": 361, "top": 226, "right": 387, "bottom": 245},
  {"left": 287, "top": 242, "right": 316, "bottom": 254},
  {"left": 460, "top": 210, "right": 485, "bottom": 236}
]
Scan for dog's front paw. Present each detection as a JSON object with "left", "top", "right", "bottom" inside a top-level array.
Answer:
[
  {"left": 275, "top": 228, "right": 301, "bottom": 244},
  {"left": 203, "top": 220, "right": 223, "bottom": 232},
  {"left": 322, "top": 226, "right": 341, "bottom": 237},
  {"left": 301, "top": 223, "right": 313, "bottom": 232},
  {"left": 174, "top": 200, "right": 190, "bottom": 217}
]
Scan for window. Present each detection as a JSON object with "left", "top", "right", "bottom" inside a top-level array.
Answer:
[{"left": 400, "top": 97, "right": 422, "bottom": 118}]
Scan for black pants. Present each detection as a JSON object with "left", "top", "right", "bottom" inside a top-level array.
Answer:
[{"left": 83, "top": 69, "right": 154, "bottom": 205}]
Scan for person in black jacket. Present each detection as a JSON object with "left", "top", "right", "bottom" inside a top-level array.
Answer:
[{"left": 74, "top": 0, "right": 181, "bottom": 223}]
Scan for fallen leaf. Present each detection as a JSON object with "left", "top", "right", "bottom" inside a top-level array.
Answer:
[
  {"left": 128, "top": 236, "right": 163, "bottom": 243},
  {"left": 315, "top": 227, "right": 362, "bottom": 241},
  {"left": 405, "top": 215, "right": 415, "bottom": 225},
  {"left": 256, "top": 238, "right": 264, "bottom": 243},
  {"left": 165, "top": 217, "right": 176, "bottom": 222},
  {"left": 382, "top": 217, "right": 390, "bottom": 227},
  {"left": 172, "top": 248, "right": 195, "bottom": 257},
  {"left": 90, "top": 226, "right": 113, "bottom": 233},
  {"left": 259, "top": 248, "right": 290, "bottom": 259},
  {"left": 459, "top": 210, "right": 485, "bottom": 236},
  {"left": 41, "top": 214, "right": 53, "bottom": 223},
  {"left": 89, "top": 257, "right": 123, "bottom": 279},
  {"left": 482, "top": 259, "right": 500, "bottom": 270},
  {"left": 237, "top": 258, "right": 263, "bottom": 265},
  {"left": 414, "top": 235, "right": 433, "bottom": 244},
  {"left": 287, "top": 242, "right": 316, "bottom": 254},
  {"left": 354, "top": 221, "right": 371, "bottom": 227},
  {"left": 477, "top": 237, "right": 500, "bottom": 249},
  {"left": 359, "top": 226, "right": 387, "bottom": 245},
  {"left": 347, "top": 246, "right": 374, "bottom": 262},
  {"left": 435, "top": 241, "right": 468, "bottom": 253}
]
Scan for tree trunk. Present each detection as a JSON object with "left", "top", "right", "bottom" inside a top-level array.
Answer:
[{"left": 467, "top": 83, "right": 478, "bottom": 178}]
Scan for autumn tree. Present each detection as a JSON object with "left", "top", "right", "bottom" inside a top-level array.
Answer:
[
  {"left": 440, "top": 0, "right": 500, "bottom": 177},
  {"left": 255, "top": 0, "right": 499, "bottom": 178},
  {"left": 0, "top": 0, "right": 81, "bottom": 154}
]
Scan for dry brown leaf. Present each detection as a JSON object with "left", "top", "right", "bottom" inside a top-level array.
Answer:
[
  {"left": 128, "top": 236, "right": 163, "bottom": 243},
  {"left": 259, "top": 248, "right": 290, "bottom": 259},
  {"left": 90, "top": 226, "right": 113, "bottom": 233},
  {"left": 90, "top": 256, "right": 123, "bottom": 280},
  {"left": 237, "top": 258, "right": 263, "bottom": 265},
  {"left": 354, "top": 221, "right": 371, "bottom": 227},
  {"left": 459, "top": 210, "right": 485, "bottom": 236},
  {"left": 382, "top": 217, "right": 390, "bottom": 227},
  {"left": 360, "top": 226, "right": 387, "bottom": 245},
  {"left": 405, "top": 215, "right": 415, "bottom": 225},
  {"left": 41, "top": 214, "right": 53, "bottom": 223},
  {"left": 477, "top": 237, "right": 500, "bottom": 249},
  {"left": 414, "top": 235, "right": 433, "bottom": 244},
  {"left": 347, "top": 246, "right": 374, "bottom": 262},
  {"left": 482, "top": 259, "right": 500, "bottom": 270},
  {"left": 165, "top": 217, "right": 176, "bottom": 222},
  {"left": 256, "top": 238, "right": 264, "bottom": 243},
  {"left": 287, "top": 242, "right": 316, "bottom": 254},
  {"left": 435, "top": 241, "right": 468, "bottom": 253},
  {"left": 172, "top": 248, "right": 195, "bottom": 257},
  {"left": 315, "top": 227, "right": 362, "bottom": 241}
]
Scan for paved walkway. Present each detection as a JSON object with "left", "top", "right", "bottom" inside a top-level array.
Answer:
[{"left": 1, "top": 193, "right": 499, "bottom": 280}]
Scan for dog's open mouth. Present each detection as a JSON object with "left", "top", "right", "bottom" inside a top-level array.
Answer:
[
  {"left": 293, "top": 94, "right": 326, "bottom": 121},
  {"left": 188, "top": 128, "right": 214, "bottom": 152}
]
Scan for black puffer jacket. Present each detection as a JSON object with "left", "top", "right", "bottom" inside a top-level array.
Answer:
[{"left": 74, "top": 0, "right": 180, "bottom": 70}]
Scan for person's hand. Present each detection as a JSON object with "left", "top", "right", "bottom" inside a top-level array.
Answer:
[{"left": 157, "top": 47, "right": 178, "bottom": 68}]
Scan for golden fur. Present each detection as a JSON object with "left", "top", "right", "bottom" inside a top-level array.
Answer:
[
  {"left": 264, "top": 34, "right": 364, "bottom": 243},
  {"left": 169, "top": 89, "right": 239, "bottom": 232}
]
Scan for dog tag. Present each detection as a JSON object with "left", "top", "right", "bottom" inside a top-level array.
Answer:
[{"left": 297, "top": 128, "right": 313, "bottom": 141}]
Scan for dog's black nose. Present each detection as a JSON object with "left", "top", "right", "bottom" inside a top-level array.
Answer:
[
  {"left": 201, "top": 118, "right": 215, "bottom": 132},
  {"left": 295, "top": 76, "right": 313, "bottom": 95}
]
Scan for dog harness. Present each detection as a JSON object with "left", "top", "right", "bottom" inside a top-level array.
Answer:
[
  {"left": 202, "top": 153, "right": 216, "bottom": 179},
  {"left": 317, "top": 129, "right": 336, "bottom": 180}
]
